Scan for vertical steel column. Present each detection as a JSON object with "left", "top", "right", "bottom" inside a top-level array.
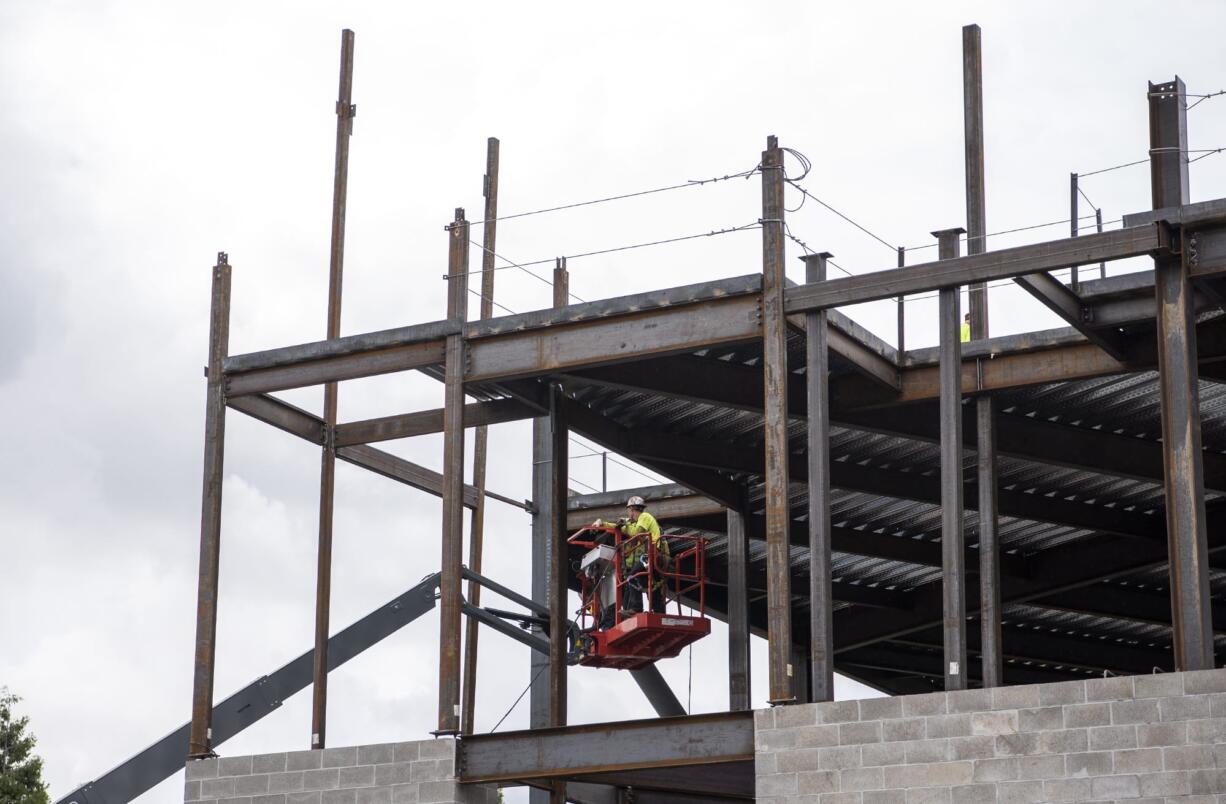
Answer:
[
  {"left": 1070, "top": 174, "right": 1080, "bottom": 291},
  {"left": 437, "top": 208, "right": 470, "bottom": 735},
  {"left": 310, "top": 27, "right": 356, "bottom": 751},
  {"left": 962, "top": 24, "right": 988, "bottom": 339},
  {"left": 548, "top": 261, "right": 569, "bottom": 804},
  {"left": 896, "top": 247, "right": 906, "bottom": 354},
  {"left": 790, "top": 645, "right": 811, "bottom": 705},
  {"left": 1149, "top": 77, "right": 1214, "bottom": 670},
  {"left": 461, "top": 136, "right": 500, "bottom": 736},
  {"left": 760, "top": 136, "right": 793, "bottom": 705},
  {"left": 726, "top": 506, "right": 751, "bottom": 711},
  {"left": 1097, "top": 209, "right": 1106, "bottom": 279},
  {"left": 934, "top": 227, "right": 967, "bottom": 691},
  {"left": 188, "top": 252, "right": 232, "bottom": 759},
  {"left": 962, "top": 21, "right": 1001, "bottom": 689},
  {"left": 802, "top": 251, "right": 833, "bottom": 703},
  {"left": 528, "top": 404, "right": 550, "bottom": 804}
]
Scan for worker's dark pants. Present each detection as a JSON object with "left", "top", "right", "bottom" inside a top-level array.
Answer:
[{"left": 625, "top": 582, "right": 667, "bottom": 615}]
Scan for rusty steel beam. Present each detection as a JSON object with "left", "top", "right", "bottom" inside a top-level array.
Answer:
[
  {"left": 458, "top": 711, "right": 754, "bottom": 783},
  {"left": 802, "top": 253, "right": 833, "bottom": 703},
  {"left": 1012, "top": 272, "right": 1130, "bottom": 359},
  {"left": 311, "top": 27, "right": 355, "bottom": 751},
  {"left": 1150, "top": 77, "right": 1214, "bottom": 671},
  {"left": 784, "top": 224, "right": 1164, "bottom": 314},
  {"left": 462, "top": 136, "right": 500, "bottom": 737},
  {"left": 334, "top": 397, "right": 533, "bottom": 447},
  {"left": 226, "top": 392, "right": 514, "bottom": 508},
  {"left": 437, "top": 209, "right": 469, "bottom": 735},
  {"left": 760, "top": 136, "right": 793, "bottom": 705},
  {"left": 466, "top": 288, "right": 762, "bottom": 384},
  {"left": 934, "top": 228, "right": 967, "bottom": 692},
  {"left": 188, "top": 252, "right": 232, "bottom": 759},
  {"left": 962, "top": 22, "right": 1001, "bottom": 691}
]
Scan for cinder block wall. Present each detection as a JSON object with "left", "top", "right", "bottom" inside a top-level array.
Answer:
[
  {"left": 183, "top": 737, "right": 500, "bottom": 804},
  {"left": 755, "top": 668, "right": 1226, "bottom": 803}
]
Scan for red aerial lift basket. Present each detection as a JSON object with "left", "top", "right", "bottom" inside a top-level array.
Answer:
[{"left": 568, "top": 526, "right": 711, "bottom": 670}]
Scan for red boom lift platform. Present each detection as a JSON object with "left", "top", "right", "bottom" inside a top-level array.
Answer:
[{"left": 568, "top": 526, "right": 711, "bottom": 670}]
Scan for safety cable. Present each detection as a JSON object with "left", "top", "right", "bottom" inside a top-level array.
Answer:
[
  {"left": 468, "top": 166, "right": 760, "bottom": 226},
  {"left": 450, "top": 223, "right": 761, "bottom": 282},
  {"left": 490, "top": 664, "right": 547, "bottom": 732},
  {"left": 1188, "top": 89, "right": 1226, "bottom": 110}
]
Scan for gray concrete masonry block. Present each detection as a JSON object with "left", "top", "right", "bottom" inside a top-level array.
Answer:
[
  {"left": 182, "top": 738, "right": 494, "bottom": 804},
  {"left": 755, "top": 667, "right": 1226, "bottom": 804}
]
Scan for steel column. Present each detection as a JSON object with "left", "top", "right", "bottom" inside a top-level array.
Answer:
[
  {"left": 726, "top": 506, "right": 750, "bottom": 711},
  {"left": 1070, "top": 174, "right": 1080, "bottom": 290},
  {"left": 311, "top": 28, "right": 355, "bottom": 750},
  {"left": 934, "top": 227, "right": 967, "bottom": 691},
  {"left": 461, "top": 136, "right": 500, "bottom": 735},
  {"left": 802, "top": 252, "right": 833, "bottom": 703},
  {"left": 188, "top": 252, "right": 233, "bottom": 759},
  {"left": 962, "top": 21, "right": 1001, "bottom": 689},
  {"left": 549, "top": 260, "right": 569, "bottom": 804},
  {"left": 760, "top": 135, "right": 793, "bottom": 704},
  {"left": 1150, "top": 77, "right": 1214, "bottom": 670},
  {"left": 437, "top": 208, "right": 469, "bottom": 734},
  {"left": 962, "top": 24, "right": 988, "bottom": 338},
  {"left": 896, "top": 247, "right": 906, "bottom": 354}
]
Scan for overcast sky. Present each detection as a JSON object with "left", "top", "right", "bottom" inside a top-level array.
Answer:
[{"left": 3, "top": 2, "right": 1226, "bottom": 803}]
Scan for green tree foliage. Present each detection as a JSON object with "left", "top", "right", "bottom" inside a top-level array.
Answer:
[{"left": 0, "top": 689, "right": 50, "bottom": 804}]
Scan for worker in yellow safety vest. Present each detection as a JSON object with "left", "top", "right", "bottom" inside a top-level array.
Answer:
[
  {"left": 960, "top": 312, "right": 971, "bottom": 343},
  {"left": 594, "top": 495, "right": 671, "bottom": 615}
]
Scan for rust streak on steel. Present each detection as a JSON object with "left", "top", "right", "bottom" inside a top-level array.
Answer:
[
  {"left": 760, "top": 135, "right": 793, "bottom": 705},
  {"left": 548, "top": 258, "right": 569, "bottom": 804},
  {"left": 962, "top": 22, "right": 1001, "bottom": 689},
  {"left": 1070, "top": 173, "right": 1080, "bottom": 290},
  {"left": 934, "top": 227, "right": 968, "bottom": 691},
  {"left": 311, "top": 26, "right": 355, "bottom": 751},
  {"left": 437, "top": 208, "right": 469, "bottom": 735},
  {"left": 803, "top": 252, "right": 834, "bottom": 703},
  {"left": 461, "top": 136, "right": 500, "bottom": 736},
  {"left": 188, "top": 251, "right": 232, "bottom": 759},
  {"left": 1150, "top": 77, "right": 1214, "bottom": 670}
]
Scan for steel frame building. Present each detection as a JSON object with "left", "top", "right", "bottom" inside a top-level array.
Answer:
[{"left": 176, "top": 24, "right": 1224, "bottom": 804}]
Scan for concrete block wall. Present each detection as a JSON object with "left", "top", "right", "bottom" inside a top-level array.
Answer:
[
  {"left": 755, "top": 668, "right": 1226, "bottom": 803},
  {"left": 183, "top": 737, "right": 500, "bottom": 804}
]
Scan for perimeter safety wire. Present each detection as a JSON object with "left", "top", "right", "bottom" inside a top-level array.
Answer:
[
  {"left": 469, "top": 165, "right": 761, "bottom": 226},
  {"left": 779, "top": 146, "right": 900, "bottom": 255}
]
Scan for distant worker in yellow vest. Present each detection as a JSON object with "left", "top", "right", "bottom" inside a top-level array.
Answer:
[
  {"left": 960, "top": 312, "right": 971, "bottom": 343},
  {"left": 594, "top": 495, "right": 671, "bottom": 615}
]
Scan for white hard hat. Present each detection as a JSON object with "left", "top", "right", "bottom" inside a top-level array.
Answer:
[{"left": 626, "top": 495, "right": 646, "bottom": 508}]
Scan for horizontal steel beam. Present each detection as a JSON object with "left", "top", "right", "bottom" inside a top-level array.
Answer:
[
  {"left": 458, "top": 712, "right": 754, "bottom": 783},
  {"left": 334, "top": 397, "right": 536, "bottom": 446},
  {"left": 228, "top": 393, "right": 531, "bottom": 510},
  {"left": 223, "top": 276, "right": 763, "bottom": 396},
  {"left": 784, "top": 224, "right": 1165, "bottom": 312}
]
